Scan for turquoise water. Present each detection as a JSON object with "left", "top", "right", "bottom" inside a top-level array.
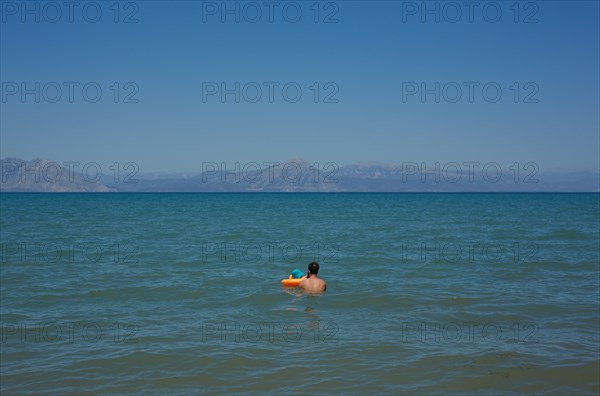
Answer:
[{"left": 1, "top": 193, "right": 599, "bottom": 394}]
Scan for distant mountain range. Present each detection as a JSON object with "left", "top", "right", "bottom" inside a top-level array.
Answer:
[
  {"left": 1, "top": 158, "right": 598, "bottom": 192},
  {"left": 0, "top": 158, "right": 116, "bottom": 192}
]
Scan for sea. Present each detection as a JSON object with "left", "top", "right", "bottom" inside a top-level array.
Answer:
[{"left": 1, "top": 193, "right": 598, "bottom": 395}]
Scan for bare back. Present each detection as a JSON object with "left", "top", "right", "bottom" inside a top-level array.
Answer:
[{"left": 299, "top": 276, "right": 326, "bottom": 293}]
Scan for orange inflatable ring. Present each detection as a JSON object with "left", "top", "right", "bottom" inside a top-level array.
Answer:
[{"left": 281, "top": 275, "right": 303, "bottom": 287}]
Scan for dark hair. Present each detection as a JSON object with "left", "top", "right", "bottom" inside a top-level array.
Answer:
[{"left": 307, "top": 262, "right": 319, "bottom": 276}]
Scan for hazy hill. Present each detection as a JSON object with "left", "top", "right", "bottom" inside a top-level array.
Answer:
[
  {"left": 0, "top": 158, "right": 116, "bottom": 192},
  {"left": 2, "top": 158, "right": 598, "bottom": 192}
]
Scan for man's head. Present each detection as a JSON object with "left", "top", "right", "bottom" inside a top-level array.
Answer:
[{"left": 308, "top": 262, "right": 319, "bottom": 275}]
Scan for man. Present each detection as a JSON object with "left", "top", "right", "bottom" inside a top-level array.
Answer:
[{"left": 299, "top": 262, "right": 326, "bottom": 293}]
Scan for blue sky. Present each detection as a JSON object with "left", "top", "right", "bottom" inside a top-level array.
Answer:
[{"left": 1, "top": 0, "right": 598, "bottom": 173}]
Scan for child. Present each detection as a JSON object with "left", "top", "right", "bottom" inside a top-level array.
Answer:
[{"left": 290, "top": 268, "right": 306, "bottom": 279}]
